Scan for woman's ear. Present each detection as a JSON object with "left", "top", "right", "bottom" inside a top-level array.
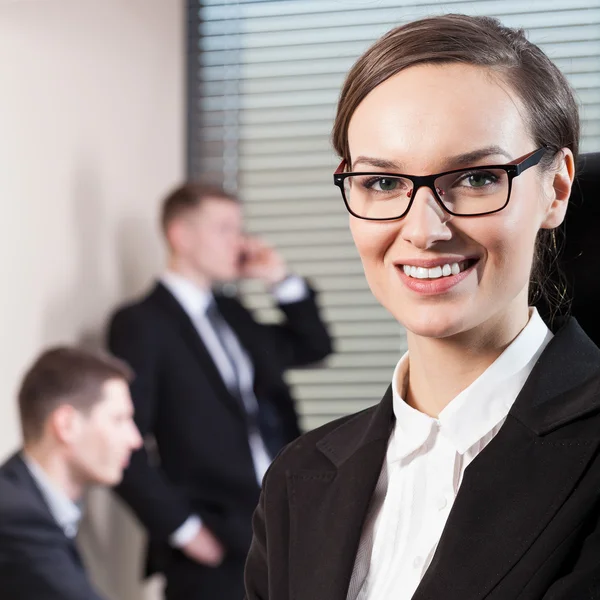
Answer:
[{"left": 540, "top": 148, "right": 575, "bottom": 230}]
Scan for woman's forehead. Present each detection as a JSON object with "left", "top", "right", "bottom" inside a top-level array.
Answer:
[{"left": 347, "top": 63, "right": 530, "bottom": 169}]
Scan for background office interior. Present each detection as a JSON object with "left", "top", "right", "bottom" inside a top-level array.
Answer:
[{"left": 1, "top": 0, "right": 598, "bottom": 598}]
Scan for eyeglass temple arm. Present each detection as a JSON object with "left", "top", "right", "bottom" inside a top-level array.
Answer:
[
  {"left": 334, "top": 159, "right": 347, "bottom": 176},
  {"left": 515, "top": 146, "right": 548, "bottom": 175}
]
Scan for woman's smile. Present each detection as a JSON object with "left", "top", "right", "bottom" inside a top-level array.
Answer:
[{"left": 395, "top": 257, "right": 480, "bottom": 295}]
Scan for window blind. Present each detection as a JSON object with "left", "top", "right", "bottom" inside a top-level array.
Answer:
[{"left": 187, "top": 0, "right": 600, "bottom": 431}]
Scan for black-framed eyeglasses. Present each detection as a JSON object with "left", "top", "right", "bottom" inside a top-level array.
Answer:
[{"left": 333, "top": 147, "right": 549, "bottom": 221}]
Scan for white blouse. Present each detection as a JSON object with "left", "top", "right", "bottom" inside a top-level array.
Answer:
[{"left": 347, "top": 309, "right": 553, "bottom": 600}]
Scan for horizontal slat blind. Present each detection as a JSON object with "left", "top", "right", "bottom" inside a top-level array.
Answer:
[{"left": 188, "top": 0, "right": 600, "bottom": 431}]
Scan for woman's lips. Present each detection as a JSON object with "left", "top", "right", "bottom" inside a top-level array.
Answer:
[{"left": 396, "top": 258, "right": 479, "bottom": 295}]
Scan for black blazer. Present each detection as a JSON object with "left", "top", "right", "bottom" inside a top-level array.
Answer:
[
  {"left": 0, "top": 453, "right": 103, "bottom": 600},
  {"left": 245, "top": 318, "right": 600, "bottom": 599},
  {"left": 107, "top": 282, "right": 332, "bottom": 564}
]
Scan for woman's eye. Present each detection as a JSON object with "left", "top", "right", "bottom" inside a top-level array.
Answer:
[
  {"left": 377, "top": 178, "right": 398, "bottom": 191},
  {"left": 366, "top": 177, "right": 401, "bottom": 192},
  {"left": 463, "top": 172, "right": 496, "bottom": 187}
]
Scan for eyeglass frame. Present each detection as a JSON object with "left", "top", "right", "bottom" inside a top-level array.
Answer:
[{"left": 333, "top": 146, "right": 550, "bottom": 221}]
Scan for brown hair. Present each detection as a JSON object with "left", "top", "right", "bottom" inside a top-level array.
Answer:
[
  {"left": 18, "top": 346, "right": 133, "bottom": 443},
  {"left": 332, "top": 14, "right": 580, "bottom": 316},
  {"left": 161, "top": 182, "right": 240, "bottom": 235}
]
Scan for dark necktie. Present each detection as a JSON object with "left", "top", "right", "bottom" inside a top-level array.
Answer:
[
  {"left": 205, "top": 299, "right": 283, "bottom": 458},
  {"left": 205, "top": 299, "right": 251, "bottom": 410}
]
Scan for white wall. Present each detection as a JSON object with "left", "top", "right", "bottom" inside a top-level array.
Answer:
[{"left": 0, "top": 1, "right": 185, "bottom": 597}]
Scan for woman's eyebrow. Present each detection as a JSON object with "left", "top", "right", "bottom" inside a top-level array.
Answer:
[
  {"left": 448, "top": 146, "right": 513, "bottom": 168},
  {"left": 352, "top": 146, "right": 513, "bottom": 172},
  {"left": 352, "top": 156, "right": 402, "bottom": 170}
]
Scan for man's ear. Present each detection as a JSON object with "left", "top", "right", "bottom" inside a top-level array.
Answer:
[
  {"left": 166, "top": 218, "right": 188, "bottom": 253},
  {"left": 49, "top": 404, "right": 80, "bottom": 444},
  {"left": 540, "top": 148, "right": 575, "bottom": 230}
]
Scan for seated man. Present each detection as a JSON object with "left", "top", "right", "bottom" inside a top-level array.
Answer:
[{"left": 0, "top": 346, "right": 143, "bottom": 599}]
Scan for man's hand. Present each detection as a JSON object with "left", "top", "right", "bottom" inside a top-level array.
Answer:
[
  {"left": 239, "top": 236, "right": 288, "bottom": 286},
  {"left": 181, "top": 526, "right": 225, "bottom": 567}
]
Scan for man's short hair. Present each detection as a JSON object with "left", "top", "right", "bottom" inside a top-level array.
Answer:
[
  {"left": 160, "top": 182, "right": 240, "bottom": 235},
  {"left": 18, "top": 346, "right": 133, "bottom": 443}
]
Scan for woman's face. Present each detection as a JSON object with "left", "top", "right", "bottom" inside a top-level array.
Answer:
[{"left": 347, "top": 63, "right": 572, "bottom": 339}]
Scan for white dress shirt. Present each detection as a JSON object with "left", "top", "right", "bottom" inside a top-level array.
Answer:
[
  {"left": 23, "top": 454, "right": 82, "bottom": 539},
  {"left": 160, "top": 271, "right": 309, "bottom": 547},
  {"left": 346, "top": 308, "right": 553, "bottom": 600}
]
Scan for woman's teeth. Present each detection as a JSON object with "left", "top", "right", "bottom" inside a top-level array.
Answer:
[{"left": 402, "top": 261, "right": 470, "bottom": 279}]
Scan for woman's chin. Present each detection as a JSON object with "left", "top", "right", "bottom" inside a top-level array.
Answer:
[{"left": 396, "top": 309, "right": 469, "bottom": 340}]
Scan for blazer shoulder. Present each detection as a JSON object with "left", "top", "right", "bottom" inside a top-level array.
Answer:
[
  {"left": 268, "top": 405, "right": 380, "bottom": 474},
  {"left": 0, "top": 473, "right": 58, "bottom": 537},
  {"left": 108, "top": 286, "right": 162, "bottom": 327}
]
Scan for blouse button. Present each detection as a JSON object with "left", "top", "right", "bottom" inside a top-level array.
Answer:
[
  {"left": 413, "top": 556, "right": 424, "bottom": 569},
  {"left": 436, "top": 495, "right": 449, "bottom": 511}
]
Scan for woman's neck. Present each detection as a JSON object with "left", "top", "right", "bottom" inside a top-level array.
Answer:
[{"left": 403, "top": 302, "right": 531, "bottom": 418}]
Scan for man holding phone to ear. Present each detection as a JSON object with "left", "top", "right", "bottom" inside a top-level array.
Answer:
[{"left": 107, "top": 183, "right": 332, "bottom": 600}]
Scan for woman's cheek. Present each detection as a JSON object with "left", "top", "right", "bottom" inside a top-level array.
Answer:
[
  {"left": 350, "top": 228, "right": 396, "bottom": 311},
  {"left": 350, "top": 219, "right": 399, "bottom": 261}
]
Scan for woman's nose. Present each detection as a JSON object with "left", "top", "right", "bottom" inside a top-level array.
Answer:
[{"left": 399, "top": 186, "right": 452, "bottom": 249}]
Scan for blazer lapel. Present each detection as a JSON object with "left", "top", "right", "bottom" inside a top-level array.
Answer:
[
  {"left": 3, "top": 453, "right": 48, "bottom": 506},
  {"left": 289, "top": 387, "right": 395, "bottom": 600},
  {"left": 2, "top": 453, "right": 84, "bottom": 566},
  {"left": 150, "top": 283, "right": 245, "bottom": 420},
  {"left": 414, "top": 318, "right": 600, "bottom": 600}
]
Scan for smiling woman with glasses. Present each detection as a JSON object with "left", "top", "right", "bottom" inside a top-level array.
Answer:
[{"left": 245, "top": 14, "right": 600, "bottom": 600}]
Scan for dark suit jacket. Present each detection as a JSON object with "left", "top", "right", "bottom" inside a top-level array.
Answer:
[
  {"left": 245, "top": 318, "right": 600, "bottom": 599},
  {"left": 0, "top": 453, "right": 103, "bottom": 600},
  {"left": 107, "top": 282, "right": 332, "bottom": 569}
]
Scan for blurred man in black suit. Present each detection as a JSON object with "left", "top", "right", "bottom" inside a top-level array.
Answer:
[
  {"left": 108, "top": 183, "right": 332, "bottom": 600},
  {"left": 0, "top": 346, "right": 143, "bottom": 599}
]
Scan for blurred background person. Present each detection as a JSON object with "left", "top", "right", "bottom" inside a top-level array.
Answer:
[
  {"left": 0, "top": 346, "right": 142, "bottom": 600},
  {"left": 107, "top": 183, "right": 332, "bottom": 600}
]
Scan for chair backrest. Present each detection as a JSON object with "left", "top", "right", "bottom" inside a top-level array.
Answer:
[{"left": 537, "top": 152, "right": 600, "bottom": 342}]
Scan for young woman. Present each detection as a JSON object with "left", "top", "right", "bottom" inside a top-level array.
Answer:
[{"left": 244, "top": 14, "right": 600, "bottom": 600}]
